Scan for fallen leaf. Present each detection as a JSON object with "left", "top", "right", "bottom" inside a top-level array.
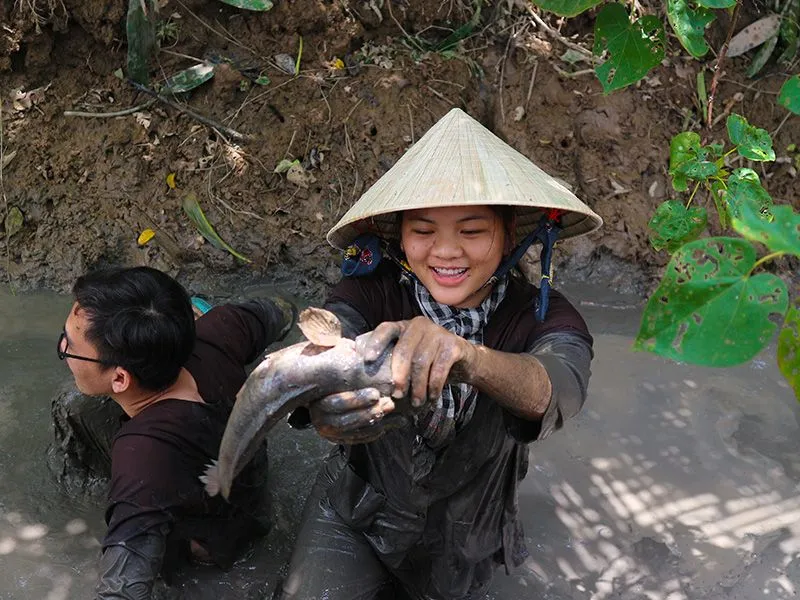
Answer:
[
  {"left": 166, "top": 172, "right": 177, "bottom": 189},
  {"left": 1, "top": 150, "right": 17, "bottom": 169},
  {"left": 727, "top": 14, "right": 781, "bottom": 57},
  {"left": 182, "top": 192, "right": 251, "bottom": 263},
  {"left": 512, "top": 106, "right": 525, "bottom": 122},
  {"left": 274, "top": 158, "right": 299, "bottom": 173},
  {"left": 274, "top": 53, "right": 296, "bottom": 75},
  {"left": 138, "top": 228, "right": 156, "bottom": 245},
  {"left": 286, "top": 163, "right": 316, "bottom": 188}
]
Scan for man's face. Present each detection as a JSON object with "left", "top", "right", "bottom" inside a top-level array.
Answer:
[{"left": 59, "top": 303, "right": 113, "bottom": 396}]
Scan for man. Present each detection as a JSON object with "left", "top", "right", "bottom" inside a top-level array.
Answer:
[{"left": 57, "top": 266, "right": 295, "bottom": 599}]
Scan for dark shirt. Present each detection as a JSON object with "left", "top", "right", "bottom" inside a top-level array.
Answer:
[
  {"left": 321, "top": 263, "right": 593, "bottom": 599},
  {"left": 103, "top": 302, "right": 283, "bottom": 574}
]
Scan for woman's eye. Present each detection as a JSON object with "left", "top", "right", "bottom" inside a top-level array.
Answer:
[
  {"left": 412, "top": 229, "right": 433, "bottom": 235},
  {"left": 462, "top": 230, "right": 486, "bottom": 236}
]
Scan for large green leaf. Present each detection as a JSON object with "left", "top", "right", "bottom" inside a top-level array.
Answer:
[
  {"left": 732, "top": 203, "right": 800, "bottom": 256},
  {"left": 593, "top": 3, "right": 666, "bottom": 94},
  {"left": 218, "top": 0, "right": 274, "bottom": 10},
  {"left": 531, "top": 0, "right": 604, "bottom": 17},
  {"left": 726, "top": 168, "right": 773, "bottom": 219},
  {"left": 634, "top": 237, "right": 788, "bottom": 366},
  {"left": 696, "top": 0, "right": 736, "bottom": 6},
  {"left": 778, "top": 74, "right": 800, "bottom": 114},
  {"left": 667, "top": 0, "right": 715, "bottom": 58},
  {"left": 778, "top": 299, "right": 800, "bottom": 401},
  {"left": 161, "top": 64, "right": 215, "bottom": 94},
  {"left": 726, "top": 113, "right": 776, "bottom": 161},
  {"left": 126, "top": 0, "right": 158, "bottom": 85},
  {"left": 182, "top": 193, "right": 251, "bottom": 263},
  {"left": 648, "top": 200, "right": 708, "bottom": 253}
]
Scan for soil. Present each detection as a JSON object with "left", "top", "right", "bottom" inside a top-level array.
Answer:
[{"left": 1, "top": 0, "right": 798, "bottom": 302}]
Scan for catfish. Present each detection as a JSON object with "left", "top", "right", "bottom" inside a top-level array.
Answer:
[{"left": 202, "top": 307, "right": 409, "bottom": 500}]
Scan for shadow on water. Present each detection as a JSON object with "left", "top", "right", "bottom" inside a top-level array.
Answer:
[{"left": 1, "top": 282, "right": 799, "bottom": 599}]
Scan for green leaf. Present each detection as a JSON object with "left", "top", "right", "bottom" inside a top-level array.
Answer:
[
  {"left": 218, "top": 0, "right": 274, "bottom": 10},
  {"left": 669, "top": 131, "right": 699, "bottom": 191},
  {"left": 726, "top": 168, "right": 773, "bottom": 219},
  {"left": 648, "top": 200, "right": 708, "bottom": 253},
  {"left": 746, "top": 30, "right": 778, "bottom": 78},
  {"left": 732, "top": 203, "right": 800, "bottom": 256},
  {"left": 531, "top": 0, "right": 604, "bottom": 17},
  {"left": 160, "top": 63, "right": 215, "bottom": 94},
  {"left": 254, "top": 74, "right": 271, "bottom": 86},
  {"left": 726, "top": 113, "right": 776, "bottom": 161},
  {"left": 778, "top": 74, "right": 800, "bottom": 114},
  {"left": 593, "top": 3, "right": 666, "bottom": 94},
  {"left": 778, "top": 6, "right": 799, "bottom": 66},
  {"left": 273, "top": 159, "right": 299, "bottom": 173},
  {"left": 667, "top": 0, "right": 715, "bottom": 58},
  {"left": 710, "top": 179, "right": 730, "bottom": 229},
  {"left": 126, "top": 0, "right": 158, "bottom": 85},
  {"left": 696, "top": 0, "right": 737, "bottom": 7},
  {"left": 778, "top": 299, "right": 800, "bottom": 401},
  {"left": 182, "top": 193, "right": 251, "bottom": 263},
  {"left": 634, "top": 237, "right": 788, "bottom": 366}
]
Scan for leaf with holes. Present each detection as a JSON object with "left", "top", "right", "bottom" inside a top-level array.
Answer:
[
  {"left": 669, "top": 132, "right": 721, "bottom": 188},
  {"left": 531, "top": 0, "right": 604, "bottom": 17},
  {"left": 593, "top": 3, "right": 666, "bottom": 94},
  {"left": 732, "top": 203, "right": 800, "bottom": 257},
  {"left": 669, "top": 132, "right": 700, "bottom": 191},
  {"left": 778, "top": 75, "right": 800, "bottom": 114},
  {"left": 126, "top": 0, "right": 158, "bottom": 85},
  {"left": 648, "top": 201, "right": 708, "bottom": 253},
  {"left": 726, "top": 168, "right": 773, "bottom": 220},
  {"left": 218, "top": 0, "right": 274, "bottom": 10},
  {"left": 634, "top": 237, "right": 788, "bottom": 366},
  {"left": 727, "top": 113, "right": 776, "bottom": 161},
  {"left": 778, "top": 299, "right": 800, "bottom": 401},
  {"left": 667, "top": 0, "right": 715, "bottom": 58},
  {"left": 161, "top": 64, "right": 215, "bottom": 94}
]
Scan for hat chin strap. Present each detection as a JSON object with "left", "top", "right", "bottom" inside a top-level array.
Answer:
[
  {"left": 478, "top": 213, "right": 562, "bottom": 322},
  {"left": 340, "top": 212, "right": 563, "bottom": 322}
]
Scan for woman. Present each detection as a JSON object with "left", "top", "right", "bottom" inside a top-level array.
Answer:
[{"left": 281, "top": 108, "right": 602, "bottom": 600}]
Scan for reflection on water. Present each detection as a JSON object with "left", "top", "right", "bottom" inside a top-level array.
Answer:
[
  {"left": 0, "top": 291, "right": 102, "bottom": 599},
  {"left": 1, "top": 284, "right": 798, "bottom": 599}
]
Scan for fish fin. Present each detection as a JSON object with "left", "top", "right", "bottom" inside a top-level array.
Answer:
[
  {"left": 200, "top": 459, "right": 220, "bottom": 497},
  {"left": 297, "top": 307, "right": 342, "bottom": 346}
]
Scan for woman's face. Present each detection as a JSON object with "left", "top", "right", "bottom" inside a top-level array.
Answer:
[{"left": 400, "top": 205, "right": 505, "bottom": 308}]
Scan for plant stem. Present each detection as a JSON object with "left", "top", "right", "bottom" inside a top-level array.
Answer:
[
  {"left": 64, "top": 100, "right": 156, "bottom": 118},
  {"left": 750, "top": 251, "right": 787, "bottom": 274},
  {"left": 724, "top": 147, "right": 737, "bottom": 158},
  {"left": 686, "top": 181, "right": 701, "bottom": 208},
  {"left": 707, "top": 0, "right": 742, "bottom": 132}
]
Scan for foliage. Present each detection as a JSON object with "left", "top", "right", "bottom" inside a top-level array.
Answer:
[
  {"left": 637, "top": 112, "right": 800, "bottom": 398},
  {"left": 126, "top": 0, "right": 272, "bottom": 86},
  {"left": 182, "top": 193, "right": 251, "bottom": 264}
]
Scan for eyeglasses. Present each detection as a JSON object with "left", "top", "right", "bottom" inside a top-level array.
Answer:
[{"left": 57, "top": 331, "right": 110, "bottom": 365}]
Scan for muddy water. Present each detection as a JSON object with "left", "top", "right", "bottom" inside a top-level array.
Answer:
[{"left": 1, "top": 284, "right": 798, "bottom": 600}]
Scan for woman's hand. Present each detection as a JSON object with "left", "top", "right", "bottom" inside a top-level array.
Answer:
[
  {"left": 357, "top": 317, "right": 475, "bottom": 408},
  {"left": 309, "top": 388, "right": 406, "bottom": 444}
]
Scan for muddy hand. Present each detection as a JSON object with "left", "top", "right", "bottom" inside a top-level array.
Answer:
[
  {"left": 358, "top": 317, "right": 473, "bottom": 409},
  {"left": 310, "top": 388, "right": 404, "bottom": 444}
]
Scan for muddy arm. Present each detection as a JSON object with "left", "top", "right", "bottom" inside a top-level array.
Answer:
[
  {"left": 95, "top": 523, "right": 168, "bottom": 600},
  {"left": 499, "top": 331, "right": 593, "bottom": 443}
]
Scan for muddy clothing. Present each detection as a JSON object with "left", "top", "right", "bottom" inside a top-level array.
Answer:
[
  {"left": 95, "top": 301, "right": 288, "bottom": 600},
  {"left": 283, "top": 264, "right": 593, "bottom": 600}
]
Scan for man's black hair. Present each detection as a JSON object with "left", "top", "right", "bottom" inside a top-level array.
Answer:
[{"left": 72, "top": 266, "right": 196, "bottom": 392}]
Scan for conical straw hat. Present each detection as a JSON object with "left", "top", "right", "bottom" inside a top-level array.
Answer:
[{"left": 327, "top": 107, "right": 602, "bottom": 250}]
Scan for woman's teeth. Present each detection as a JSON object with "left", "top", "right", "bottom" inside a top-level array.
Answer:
[{"left": 433, "top": 267, "right": 467, "bottom": 276}]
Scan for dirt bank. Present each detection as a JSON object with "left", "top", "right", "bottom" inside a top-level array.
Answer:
[{"left": 1, "top": 0, "right": 798, "bottom": 301}]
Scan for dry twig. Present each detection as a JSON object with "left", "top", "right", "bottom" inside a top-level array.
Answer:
[
  {"left": 707, "top": 1, "right": 741, "bottom": 131},
  {"left": 64, "top": 100, "right": 156, "bottom": 118},
  {"left": 0, "top": 102, "right": 10, "bottom": 290}
]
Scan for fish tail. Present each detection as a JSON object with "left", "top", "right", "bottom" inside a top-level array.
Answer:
[{"left": 199, "top": 459, "right": 221, "bottom": 497}]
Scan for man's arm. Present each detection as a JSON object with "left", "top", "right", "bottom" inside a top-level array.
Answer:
[{"left": 95, "top": 523, "right": 168, "bottom": 600}]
